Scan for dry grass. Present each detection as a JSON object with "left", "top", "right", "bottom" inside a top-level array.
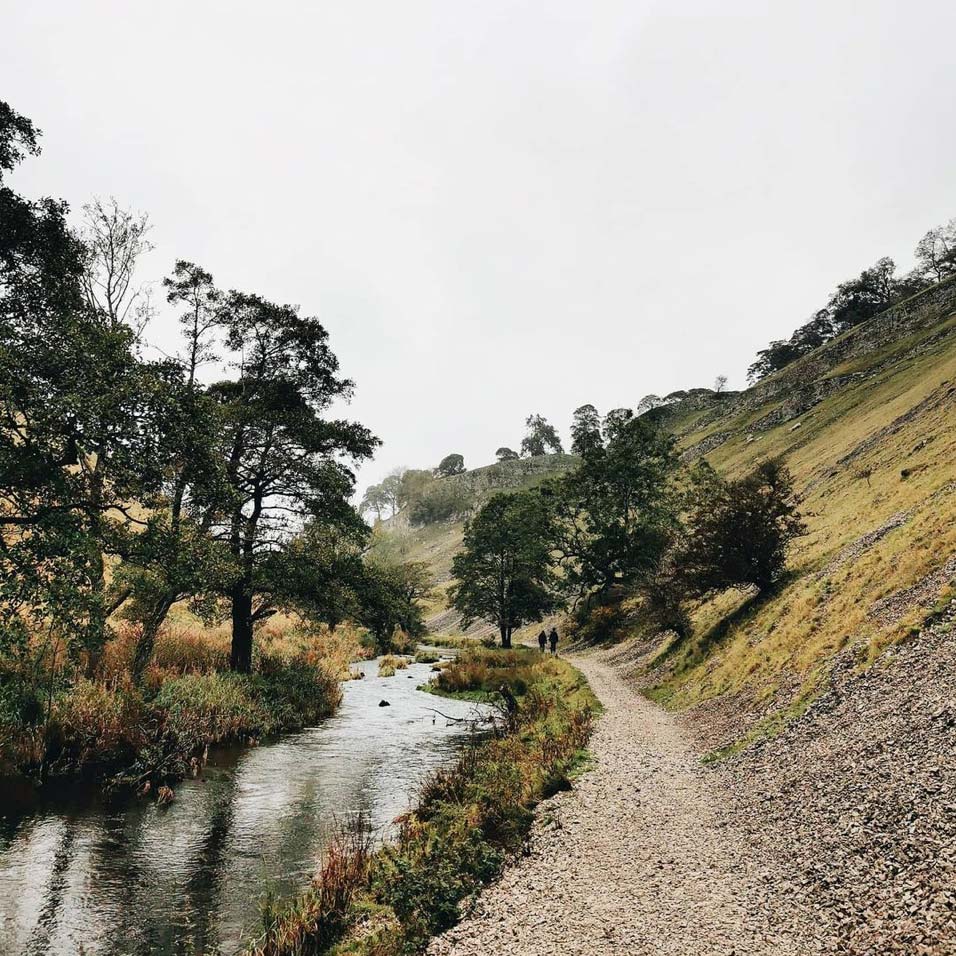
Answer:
[{"left": 648, "top": 327, "right": 956, "bottom": 710}]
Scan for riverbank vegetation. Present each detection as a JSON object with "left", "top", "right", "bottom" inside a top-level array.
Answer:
[
  {"left": 0, "top": 619, "right": 370, "bottom": 789},
  {"left": 251, "top": 647, "right": 597, "bottom": 955},
  {"left": 0, "top": 100, "right": 427, "bottom": 790}
]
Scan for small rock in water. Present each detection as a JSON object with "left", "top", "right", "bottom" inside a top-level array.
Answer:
[{"left": 379, "top": 699, "right": 391, "bottom": 707}]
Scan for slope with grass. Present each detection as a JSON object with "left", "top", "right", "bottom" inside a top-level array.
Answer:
[{"left": 380, "top": 278, "right": 956, "bottom": 954}]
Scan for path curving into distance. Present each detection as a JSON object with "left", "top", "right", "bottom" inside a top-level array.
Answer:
[{"left": 427, "top": 655, "right": 816, "bottom": 956}]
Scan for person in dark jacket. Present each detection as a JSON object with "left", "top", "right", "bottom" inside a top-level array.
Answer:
[
  {"left": 538, "top": 630, "right": 547, "bottom": 653},
  {"left": 548, "top": 627, "right": 559, "bottom": 655}
]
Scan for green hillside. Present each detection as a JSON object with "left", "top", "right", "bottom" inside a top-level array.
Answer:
[{"left": 379, "top": 278, "right": 956, "bottom": 743}]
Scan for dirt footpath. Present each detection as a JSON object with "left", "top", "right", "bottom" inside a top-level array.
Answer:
[{"left": 427, "top": 656, "right": 818, "bottom": 956}]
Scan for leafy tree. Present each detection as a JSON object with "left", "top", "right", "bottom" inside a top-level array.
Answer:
[
  {"left": 397, "top": 468, "right": 433, "bottom": 510},
  {"left": 914, "top": 219, "right": 956, "bottom": 285},
  {"left": 256, "top": 520, "right": 369, "bottom": 633},
  {"left": 0, "top": 101, "right": 176, "bottom": 668},
  {"left": 678, "top": 459, "right": 805, "bottom": 595},
  {"left": 520, "top": 413, "right": 563, "bottom": 457},
  {"left": 570, "top": 404, "right": 601, "bottom": 456},
  {"left": 550, "top": 414, "right": 679, "bottom": 605},
  {"left": 495, "top": 446, "right": 519, "bottom": 462},
  {"left": 713, "top": 375, "right": 728, "bottom": 394},
  {"left": 113, "top": 261, "right": 233, "bottom": 679},
  {"left": 355, "top": 559, "right": 430, "bottom": 651},
  {"left": 379, "top": 468, "right": 404, "bottom": 514},
  {"left": 747, "top": 338, "right": 805, "bottom": 384},
  {"left": 436, "top": 453, "right": 465, "bottom": 477},
  {"left": 826, "top": 256, "right": 898, "bottom": 334},
  {"left": 450, "top": 491, "right": 559, "bottom": 647},
  {"left": 408, "top": 480, "right": 472, "bottom": 526},
  {"left": 360, "top": 482, "right": 390, "bottom": 522},
  {"left": 210, "top": 291, "right": 378, "bottom": 672},
  {"left": 635, "top": 394, "right": 662, "bottom": 416}
]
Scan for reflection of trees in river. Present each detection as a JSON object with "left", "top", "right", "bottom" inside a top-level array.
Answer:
[
  {"left": 0, "top": 663, "right": 483, "bottom": 956},
  {"left": 22, "top": 819, "right": 77, "bottom": 956}
]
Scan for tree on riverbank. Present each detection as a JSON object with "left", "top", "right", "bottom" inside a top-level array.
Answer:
[
  {"left": 210, "top": 291, "right": 379, "bottom": 672},
  {"left": 450, "top": 491, "right": 559, "bottom": 647}
]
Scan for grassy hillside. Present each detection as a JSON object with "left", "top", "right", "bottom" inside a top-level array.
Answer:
[
  {"left": 375, "top": 280, "right": 956, "bottom": 746},
  {"left": 642, "top": 285, "right": 956, "bottom": 730}
]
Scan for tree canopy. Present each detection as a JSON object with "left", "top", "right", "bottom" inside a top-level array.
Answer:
[
  {"left": 450, "top": 491, "right": 559, "bottom": 647},
  {"left": 520, "top": 413, "right": 563, "bottom": 457}
]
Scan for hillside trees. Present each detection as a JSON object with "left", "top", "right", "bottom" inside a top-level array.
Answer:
[
  {"left": 747, "top": 214, "right": 956, "bottom": 384},
  {"left": 210, "top": 292, "right": 379, "bottom": 672},
  {"left": 450, "top": 491, "right": 559, "bottom": 647},
  {"left": 550, "top": 411, "right": 679, "bottom": 605},
  {"left": 677, "top": 459, "right": 805, "bottom": 595},
  {"left": 495, "top": 446, "right": 519, "bottom": 462},
  {"left": 436, "top": 453, "right": 465, "bottom": 476},
  {"left": 0, "top": 102, "right": 182, "bottom": 668},
  {"left": 914, "top": 219, "right": 956, "bottom": 284},
  {"left": 521, "top": 413, "right": 563, "bottom": 457},
  {"left": 570, "top": 404, "right": 601, "bottom": 456}
]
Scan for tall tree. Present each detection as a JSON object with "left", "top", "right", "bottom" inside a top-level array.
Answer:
[
  {"left": 80, "top": 197, "right": 153, "bottom": 338},
  {"left": 570, "top": 404, "right": 601, "bottom": 456},
  {"left": 211, "top": 292, "right": 378, "bottom": 671},
  {"left": 520, "top": 413, "right": 563, "bottom": 457},
  {"left": 114, "top": 261, "right": 231, "bottom": 680},
  {"left": 914, "top": 219, "right": 956, "bottom": 285},
  {"left": 550, "top": 414, "right": 678, "bottom": 605},
  {"left": 450, "top": 491, "right": 558, "bottom": 647},
  {"left": 0, "top": 102, "right": 175, "bottom": 667}
]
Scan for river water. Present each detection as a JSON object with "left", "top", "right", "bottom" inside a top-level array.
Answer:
[{"left": 0, "top": 656, "right": 486, "bottom": 955}]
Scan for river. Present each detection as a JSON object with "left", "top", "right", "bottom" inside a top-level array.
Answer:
[{"left": 0, "top": 655, "right": 487, "bottom": 955}]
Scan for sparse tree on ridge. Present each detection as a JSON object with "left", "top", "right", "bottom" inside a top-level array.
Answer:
[
  {"left": 914, "top": 219, "right": 956, "bottom": 285},
  {"left": 436, "top": 453, "right": 465, "bottom": 477},
  {"left": 714, "top": 375, "right": 728, "bottom": 394},
  {"left": 496, "top": 446, "right": 519, "bottom": 462},
  {"left": 521, "top": 413, "right": 563, "bottom": 457},
  {"left": 570, "top": 404, "right": 602, "bottom": 456}
]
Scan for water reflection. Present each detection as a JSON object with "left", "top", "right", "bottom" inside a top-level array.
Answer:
[{"left": 0, "top": 657, "right": 486, "bottom": 955}]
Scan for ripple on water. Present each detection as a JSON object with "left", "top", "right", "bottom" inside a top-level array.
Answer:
[{"left": 0, "top": 658, "right": 489, "bottom": 955}]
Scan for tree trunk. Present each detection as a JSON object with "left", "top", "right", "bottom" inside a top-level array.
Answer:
[
  {"left": 230, "top": 585, "right": 254, "bottom": 673},
  {"left": 131, "top": 592, "right": 176, "bottom": 684},
  {"left": 500, "top": 625, "right": 512, "bottom": 649}
]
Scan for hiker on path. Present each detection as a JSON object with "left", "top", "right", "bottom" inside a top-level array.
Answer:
[
  {"left": 538, "top": 630, "right": 547, "bottom": 653},
  {"left": 549, "top": 628, "right": 559, "bottom": 655}
]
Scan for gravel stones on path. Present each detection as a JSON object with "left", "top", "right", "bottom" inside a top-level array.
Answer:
[{"left": 427, "top": 658, "right": 816, "bottom": 956}]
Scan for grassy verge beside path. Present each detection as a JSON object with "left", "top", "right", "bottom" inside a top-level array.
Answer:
[{"left": 251, "top": 647, "right": 598, "bottom": 956}]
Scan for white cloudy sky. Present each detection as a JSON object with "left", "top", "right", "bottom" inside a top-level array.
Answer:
[{"left": 3, "top": 0, "right": 955, "bottom": 490}]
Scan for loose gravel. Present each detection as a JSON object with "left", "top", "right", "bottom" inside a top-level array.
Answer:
[{"left": 427, "top": 657, "right": 816, "bottom": 956}]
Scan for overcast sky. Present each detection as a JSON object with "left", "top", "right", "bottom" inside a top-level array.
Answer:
[{"left": 3, "top": 0, "right": 955, "bottom": 491}]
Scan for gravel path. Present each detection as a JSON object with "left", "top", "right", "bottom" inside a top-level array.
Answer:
[{"left": 428, "top": 656, "right": 815, "bottom": 956}]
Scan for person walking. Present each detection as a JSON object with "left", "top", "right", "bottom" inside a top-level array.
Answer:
[
  {"left": 549, "top": 627, "right": 559, "bottom": 655},
  {"left": 538, "top": 630, "right": 547, "bottom": 653}
]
